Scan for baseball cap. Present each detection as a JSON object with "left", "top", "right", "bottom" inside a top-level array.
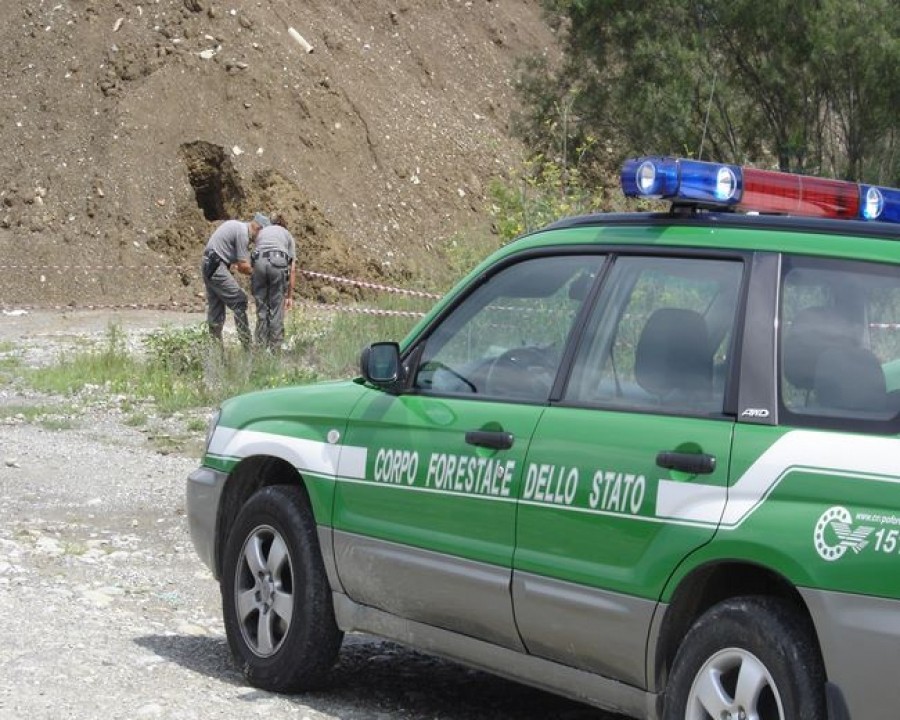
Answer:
[{"left": 253, "top": 212, "right": 271, "bottom": 227}]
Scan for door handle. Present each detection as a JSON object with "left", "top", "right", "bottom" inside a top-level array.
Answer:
[
  {"left": 465, "top": 430, "right": 514, "bottom": 450},
  {"left": 656, "top": 451, "right": 716, "bottom": 475}
]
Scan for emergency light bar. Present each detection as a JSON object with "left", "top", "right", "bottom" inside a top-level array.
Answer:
[{"left": 621, "top": 156, "right": 900, "bottom": 224}]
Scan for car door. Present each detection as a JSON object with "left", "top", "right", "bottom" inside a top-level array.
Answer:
[
  {"left": 335, "top": 252, "right": 606, "bottom": 649},
  {"left": 726, "top": 254, "right": 900, "bottom": 716},
  {"left": 512, "top": 252, "right": 745, "bottom": 687}
]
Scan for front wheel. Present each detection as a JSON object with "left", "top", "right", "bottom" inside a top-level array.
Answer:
[
  {"left": 664, "top": 596, "right": 825, "bottom": 720},
  {"left": 221, "top": 484, "right": 343, "bottom": 692}
]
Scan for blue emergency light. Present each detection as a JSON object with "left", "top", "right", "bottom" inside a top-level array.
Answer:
[
  {"left": 860, "top": 185, "right": 900, "bottom": 224},
  {"left": 621, "top": 156, "right": 900, "bottom": 224}
]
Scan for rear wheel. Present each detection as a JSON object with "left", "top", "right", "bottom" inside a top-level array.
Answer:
[
  {"left": 663, "top": 596, "right": 825, "bottom": 720},
  {"left": 221, "top": 484, "right": 342, "bottom": 692}
]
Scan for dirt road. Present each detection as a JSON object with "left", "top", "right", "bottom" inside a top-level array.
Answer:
[{"left": 0, "top": 310, "right": 619, "bottom": 720}]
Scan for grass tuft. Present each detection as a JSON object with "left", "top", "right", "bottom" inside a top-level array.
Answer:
[{"left": 23, "top": 301, "right": 427, "bottom": 413}]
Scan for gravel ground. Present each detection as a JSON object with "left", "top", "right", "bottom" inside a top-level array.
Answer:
[{"left": 0, "top": 310, "right": 620, "bottom": 720}]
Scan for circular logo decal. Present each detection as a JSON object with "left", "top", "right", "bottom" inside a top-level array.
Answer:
[{"left": 814, "top": 506, "right": 853, "bottom": 562}]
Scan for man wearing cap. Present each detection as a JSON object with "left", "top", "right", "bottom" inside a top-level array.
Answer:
[{"left": 201, "top": 213, "right": 270, "bottom": 348}]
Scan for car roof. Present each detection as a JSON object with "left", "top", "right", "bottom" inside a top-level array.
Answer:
[{"left": 539, "top": 209, "right": 900, "bottom": 242}]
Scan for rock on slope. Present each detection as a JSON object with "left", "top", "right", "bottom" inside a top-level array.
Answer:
[{"left": 0, "top": 0, "right": 557, "bottom": 308}]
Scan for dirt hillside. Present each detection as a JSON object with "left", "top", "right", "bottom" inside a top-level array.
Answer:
[{"left": 0, "top": 0, "right": 558, "bottom": 309}]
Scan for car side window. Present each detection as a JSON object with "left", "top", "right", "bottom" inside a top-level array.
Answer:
[
  {"left": 780, "top": 257, "right": 900, "bottom": 426},
  {"left": 564, "top": 255, "right": 744, "bottom": 415},
  {"left": 414, "top": 254, "right": 605, "bottom": 402}
]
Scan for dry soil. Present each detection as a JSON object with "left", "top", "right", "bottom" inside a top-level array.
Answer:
[{"left": 0, "top": 0, "right": 559, "bottom": 310}]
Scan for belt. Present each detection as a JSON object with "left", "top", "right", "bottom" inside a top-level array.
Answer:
[{"left": 261, "top": 250, "right": 287, "bottom": 259}]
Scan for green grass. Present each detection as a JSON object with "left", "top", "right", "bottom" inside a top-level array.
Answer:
[
  {"left": 124, "top": 412, "right": 148, "bottom": 428},
  {"left": 22, "top": 295, "right": 430, "bottom": 414},
  {"left": 186, "top": 417, "right": 207, "bottom": 432},
  {"left": 0, "top": 402, "right": 79, "bottom": 430},
  {"left": 290, "top": 298, "right": 429, "bottom": 379},
  {"left": 0, "top": 403, "right": 73, "bottom": 422},
  {"left": 39, "top": 417, "right": 77, "bottom": 431},
  {"left": 0, "top": 349, "right": 23, "bottom": 384}
]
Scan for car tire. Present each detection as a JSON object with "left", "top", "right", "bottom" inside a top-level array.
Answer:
[
  {"left": 221, "top": 484, "right": 343, "bottom": 692},
  {"left": 663, "top": 595, "right": 825, "bottom": 720}
]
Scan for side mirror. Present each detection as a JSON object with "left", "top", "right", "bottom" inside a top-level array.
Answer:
[{"left": 360, "top": 342, "right": 402, "bottom": 386}]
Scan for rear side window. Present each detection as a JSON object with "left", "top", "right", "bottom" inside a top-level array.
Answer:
[
  {"left": 564, "top": 255, "right": 744, "bottom": 416},
  {"left": 780, "top": 256, "right": 900, "bottom": 428}
]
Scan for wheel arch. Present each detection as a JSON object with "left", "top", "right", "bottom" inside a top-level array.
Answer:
[
  {"left": 651, "top": 560, "right": 822, "bottom": 693},
  {"left": 214, "top": 455, "right": 310, "bottom": 578}
]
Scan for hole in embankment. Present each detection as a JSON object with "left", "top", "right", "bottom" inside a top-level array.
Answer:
[{"left": 179, "top": 141, "right": 244, "bottom": 221}]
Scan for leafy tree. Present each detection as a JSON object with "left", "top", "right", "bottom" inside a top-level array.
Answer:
[
  {"left": 517, "top": 0, "right": 898, "bottom": 183},
  {"left": 812, "top": 0, "right": 900, "bottom": 183}
]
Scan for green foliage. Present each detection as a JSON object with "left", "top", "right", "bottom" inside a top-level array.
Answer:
[
  {"left": 124, "top": 412, "right": 148, "bottom": 428},
  {"left": 0, "top": 351, "right": 22, "bottom": 386},
  {"left": 30, "top": 324, "right": 134, "bottom": 396},
  {"left": 39, "top": 417, "right": 77, "bottom": 431},
  {"left": 186, "top": 417, "right": 207, "bottom": 432},
  {"left": 521, "top": 0, "right": 899, "bottom": 182},
  {"left": 442, "top": 232, "right": 503, "bottom": 280},
  {"left": 24, "top": 303, "right": 430, "bottom": 414},
  {"left": 811, "top": 0, "right": 900, "bottom": 183},
  {"left": 288, "top": 298, "right": 430, "bottom": 378},
  {"left": 144, "top": 324, "right": 211, "bottom": 375},
  {"left": 0, "top": 403, "right": 73, "bottom": 422},
  {"left": 488, "top": 154, "right": 610, "bottom": 242}
]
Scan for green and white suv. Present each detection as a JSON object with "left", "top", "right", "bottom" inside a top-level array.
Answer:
[{"left": 187, "top": 157, "right": 900, "bottom": 719}]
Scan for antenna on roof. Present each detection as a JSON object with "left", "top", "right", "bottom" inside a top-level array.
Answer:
[{"left": 698, "top": 70, "right": 717, "bottom": 162}]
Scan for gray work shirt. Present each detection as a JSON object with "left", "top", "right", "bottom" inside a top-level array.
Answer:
[
  {"left": 254, "top": 225, "right": 296, "bottom": 260},
  {"left": 204, "top": 220, "right": 251, "bottom": 264}
]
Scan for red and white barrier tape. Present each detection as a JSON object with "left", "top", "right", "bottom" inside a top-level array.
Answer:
[
  {"left": 298, "top": 301, "right": 425, "bottom": 318},
  {"left": 3, "top": 265, "right": 443, "bottom": 300},
  {"left": 300, "top": 270, "right": 442, "bottom": 299}
]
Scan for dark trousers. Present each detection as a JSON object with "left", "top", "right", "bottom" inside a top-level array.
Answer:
[
  {"left": 251, "top": 256, "right": 288, "bottom": 351},
  {"left": 202, "top": 257, "right": 251, "bottom": 349}
]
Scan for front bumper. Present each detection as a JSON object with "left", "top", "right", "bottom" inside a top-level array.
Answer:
[{"left": 186, "top": 466, "right": 228, "bottom": 577}]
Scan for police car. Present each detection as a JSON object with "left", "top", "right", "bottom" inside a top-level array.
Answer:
[{"left": 187, "top": 157, "right": 900, "bottom": 720}]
